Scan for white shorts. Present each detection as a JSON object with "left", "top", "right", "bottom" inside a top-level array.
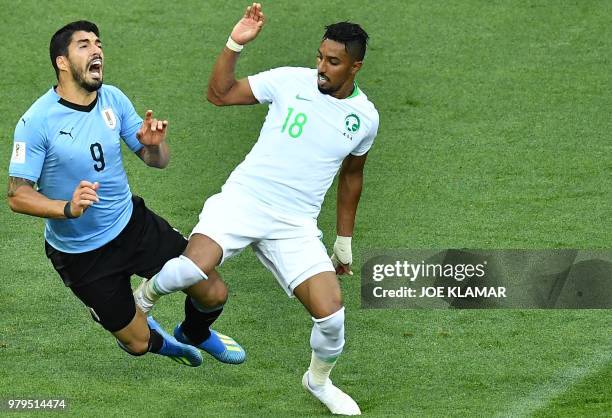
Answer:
[{"left": 190, "top": 185, "right": 335, "bottom": 296}]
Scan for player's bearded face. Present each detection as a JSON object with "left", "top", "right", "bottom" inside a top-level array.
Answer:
[
  {"left": 316, "top": 39, "right": 358, "bottom": 96},
  {"left": 70, "top": 58, "right": 103, "bottom": 92},
  {"left": 67, "top": 32, "right": 104, "bottom": 92}
]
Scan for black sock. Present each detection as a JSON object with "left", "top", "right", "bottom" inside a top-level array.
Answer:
[
  {"left": 147, "top": 327, "right": 164, "bottom": 353},
  {"left": 181, "top": 296, "right": 223, "bottom": 345}
]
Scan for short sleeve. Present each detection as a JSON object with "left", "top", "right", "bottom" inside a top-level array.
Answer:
[
  {"left": 8, "top": 115, "right": 47, "bottom": 183},
  {"left": 351, "top": 114, "right": 379, "bottom": 156},
  {"left": 114, "top": 88, "right": 144, "bottom": 153},
  {"left": 247, "top": 67, "right": 292, "bottom": 104}
]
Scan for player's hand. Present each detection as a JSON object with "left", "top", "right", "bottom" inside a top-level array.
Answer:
[
  {"left": 331, "top": 236, "right": 354, "bottom": 276},
  {"left": 136, "top": 110, "right": 168, "bottom": 146},
  {"left": 230, "top": 2, "right": 265, "bottom": 45},
  {"left": 70, "top": 181, "right": 99, "bottom": 217}
]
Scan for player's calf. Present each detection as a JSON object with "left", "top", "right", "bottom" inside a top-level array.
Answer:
[
  {"left": 303, "top": 307, "right": 360, "bottom": 415},
  {"left": 116, "top": 338, "right": 149, "bottom": 356},
  {"left": 309, "top": 307, "right": 345, "bottom": 385}
]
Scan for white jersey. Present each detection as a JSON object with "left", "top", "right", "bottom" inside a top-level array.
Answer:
[{"left": 223, "top": 67, "right": 379, "bottom": 219}]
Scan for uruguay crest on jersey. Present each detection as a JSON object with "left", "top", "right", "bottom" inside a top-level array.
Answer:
[{"left": 102, "top": 107, "right": 117, "bottom": 129}]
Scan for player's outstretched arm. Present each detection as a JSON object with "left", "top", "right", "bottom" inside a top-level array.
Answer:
[
  {"left": 207, "top": 3, "right": 265, "bottom": 106},
  {"left": 136, "top": 110, "right": 170, "bottom": 168},
  {"left": 8, "top": 177, "right": 99, "bottom": 219},
  {"left": 333, "top": 153, "right": 369, "bottom": 275}
]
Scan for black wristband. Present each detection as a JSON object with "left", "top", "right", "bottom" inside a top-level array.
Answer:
[{"left": 64, "top": 201, "right": 77, "bottom": 219}]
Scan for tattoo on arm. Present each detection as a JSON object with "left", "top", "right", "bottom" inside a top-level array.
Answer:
[{"left": 7, "top": 177, "right": 34, "bottom": 198}]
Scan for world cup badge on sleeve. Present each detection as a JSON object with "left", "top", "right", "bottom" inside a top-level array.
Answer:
[{"left": 11, "top": 141, "right": 26, "bottom": 164}]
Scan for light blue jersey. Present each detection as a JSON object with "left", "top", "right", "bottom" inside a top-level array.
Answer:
[{"left": 9, "top": 85, "right": 144, "bottom": 253}]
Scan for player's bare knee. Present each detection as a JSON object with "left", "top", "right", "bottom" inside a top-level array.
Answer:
[
  {"left": 312, "top": 298, "right": 343, "bottom": 319},
  {"left": 329, "top": 297, "right": 343, "bottom": 315},
  {"left": 184, "top": 234, "right": 222, "bottom": 273},
  {"left": 205, "top": 279, "right": 228, "bottom": 307},
  {"left": 186, "top": 274, "right": 228, "bottom": 307},
  {"left": 213, "top": 280, "right": 228, "bottom": 305}
]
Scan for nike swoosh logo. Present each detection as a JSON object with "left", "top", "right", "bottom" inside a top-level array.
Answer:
[{"left": 295, "top": 94, "right": 312, "bottom": 101}]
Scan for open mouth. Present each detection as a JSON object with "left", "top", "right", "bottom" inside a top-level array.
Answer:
[
  {"left": 88, "top": 58, "right": 102, "bottom": 79},
  {"left": 318, "top": 74, "right": 329, "bottom": 83}
]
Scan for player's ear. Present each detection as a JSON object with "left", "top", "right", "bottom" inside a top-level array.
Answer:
[
  {"left": 350, "top": 60, "right": 363, "bottom": 75},
  {"left": 56, "top": 56, "right": 69, "bottom": 73}
]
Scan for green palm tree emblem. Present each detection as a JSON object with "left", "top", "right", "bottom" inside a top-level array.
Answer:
[{"left": 345, "top": 113, "right": 361, "bottom": 133}]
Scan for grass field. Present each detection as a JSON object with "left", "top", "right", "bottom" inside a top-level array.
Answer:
[{"left": 1, "top": 0, "right": 611, "bottom": 416}]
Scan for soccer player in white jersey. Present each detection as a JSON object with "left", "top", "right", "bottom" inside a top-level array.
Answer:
[{"left": 134, "top": 3, "right": 378, "bottom": 415}]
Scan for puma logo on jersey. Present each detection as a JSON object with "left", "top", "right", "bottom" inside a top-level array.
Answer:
[
  {"left": 295, "top": 94, "right": 312, "bottom": 101},
  {"left": 59, "top": 127, "right": 74, "bottom": 139}
]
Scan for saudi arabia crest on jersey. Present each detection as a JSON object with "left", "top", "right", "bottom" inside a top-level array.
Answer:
[
  {"left": 102, "top": 108, "right": 117, "bottom": 129},
  {"left": 345, "top": 113, "right": 360, "bottom": 133}
]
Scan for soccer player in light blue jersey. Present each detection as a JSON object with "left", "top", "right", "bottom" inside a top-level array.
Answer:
[{"left": 7, "top": 20, "right": 244, "bottom": 367}]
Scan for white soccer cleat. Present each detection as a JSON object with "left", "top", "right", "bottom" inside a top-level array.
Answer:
[
  {"left": 302, "top": 371, "right": 361, "bottom": 415},
  {"left": 133, "top": 279, "right": 160, "bottom": 314}
]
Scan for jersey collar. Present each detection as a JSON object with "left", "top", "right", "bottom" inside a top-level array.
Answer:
[
  {"left": 321, "top": 82, "right": 361, "bottom": 101},
  {"left": 347, "top": 82, "right": 360, "bottom": 99},
  {"left": 54, "top": 87, "right": 98, "bottom": 112}
]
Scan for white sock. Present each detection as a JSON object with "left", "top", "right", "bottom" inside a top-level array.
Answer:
[
  {"left": 308, "top": 351, "right": 338, "bottom": 388},
  {"left": 150, "top": 255, "right": 207, "bottom": 295}
]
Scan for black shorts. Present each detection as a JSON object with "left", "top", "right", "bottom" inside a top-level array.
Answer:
[{"left": 45, "top": 196, "right": 187, "bottom": 332}]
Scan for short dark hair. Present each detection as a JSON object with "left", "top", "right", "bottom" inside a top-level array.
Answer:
[
  {"left": 49, "top": 20, "right": 100, "bottom": 79},
  {"left": 323, "top": 22, "right": 369, "bottom": 61}
]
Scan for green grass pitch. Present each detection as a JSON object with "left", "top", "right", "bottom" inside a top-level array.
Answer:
[{"left": 0, "top": 1, "right": 610, "bottom": 416}]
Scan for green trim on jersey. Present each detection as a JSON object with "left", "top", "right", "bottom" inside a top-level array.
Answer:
[{"left": 347, "top": 82, "right": 360, "bottom": 99}]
